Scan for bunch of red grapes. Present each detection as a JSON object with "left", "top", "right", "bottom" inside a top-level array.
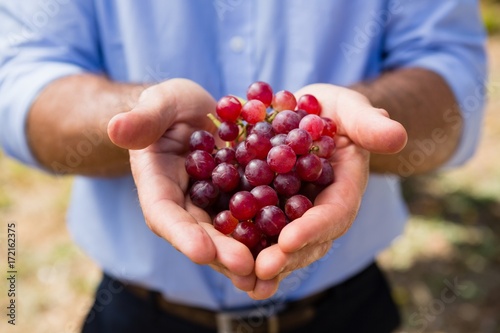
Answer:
[{"left": 185, "top": 81, "right": 337, "bottom": 257}]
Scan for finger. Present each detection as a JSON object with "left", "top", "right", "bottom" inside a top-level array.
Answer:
[
  {"left": 188, "top": 200, "right": 257, "bottom": 291},
  {"left": 335, "top": 97, "right": 407, "bottom": 154},
  {"left": 279, "top": 203, "right": 352, "bottom": 253},
  {"left": 230, "top": 273, "right": 258, "bottom": 292},
  {"left": 144, "top": 199, "right": 217, "bottom": 265},
  {"left": 108, "top": 85, "right": 177, "bottom": 149},
  {"left": 278, "top": 140, "right": 368, "bottom": 252},
  {"left": 255, "top": 241, "right": 332, "bottom": 280},
  {"left": 201, "top": 224, "right": 256, "bottom": 277},
  {"left": 247, "top": 276, "right": 281, "bottom": 300},
  {"left": 295, "top": 84, "right": 408, "bottom": 154},
  {"left": 209, "top": 264, "right": 257, "bottom": 292},
  {"left": 129, "top": 151, "right": 217, "bottom": 264}
]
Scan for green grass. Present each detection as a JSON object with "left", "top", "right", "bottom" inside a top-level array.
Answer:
[
  {"left": 482, "top": 1, "right": 500, "bottom": 35},
  {"left": 0, "top": 188, "right": 11, "bottom": 209}
]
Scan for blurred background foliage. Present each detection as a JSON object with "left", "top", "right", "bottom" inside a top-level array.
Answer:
[{"left": 482, "top": 0, "right": 500, "bottom": 35}]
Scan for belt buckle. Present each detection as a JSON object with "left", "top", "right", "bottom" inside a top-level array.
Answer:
[{"left": 216, "top": 305, "right": 281, "bottom": 333}]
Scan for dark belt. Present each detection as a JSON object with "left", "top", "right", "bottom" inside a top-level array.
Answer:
[
  {"left": 114, "top": 262, "right": 377, "bottom": 333},
  {"left": 123, "top": 282, "right": 326, "bottom": 333}
]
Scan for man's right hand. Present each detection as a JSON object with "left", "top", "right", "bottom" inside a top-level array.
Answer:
[{"left": 108, "top": 78, "right": 259, "bottom": 292}]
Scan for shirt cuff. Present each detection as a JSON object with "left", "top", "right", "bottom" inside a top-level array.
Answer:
[{"left": 0, "top": 62, "right": 85, "bottom": 169}]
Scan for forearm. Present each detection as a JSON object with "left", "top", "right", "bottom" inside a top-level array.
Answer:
[
  {"left": 351, "top": 68, "right": 463, "bottom": 176},
  {"left": 27, "top": 74, "right": 145, "bottom": 176}
]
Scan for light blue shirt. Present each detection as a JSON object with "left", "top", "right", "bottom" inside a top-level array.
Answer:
[{"left": 0, "top": 0, "right": 487, "bottom": 310}]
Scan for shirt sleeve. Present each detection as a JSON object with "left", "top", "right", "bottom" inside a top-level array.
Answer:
[
  {"left": 0, "top": 1, "right": 101, "bottom": 167},
  {"left": 383, "top": 0, "right": 488, "bottom": 168}
]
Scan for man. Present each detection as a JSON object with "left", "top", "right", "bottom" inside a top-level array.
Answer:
[{"left": 0, "top": 1, "right": 487, "bottom": 332}]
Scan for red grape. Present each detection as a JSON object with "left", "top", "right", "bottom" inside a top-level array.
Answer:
[
  {"left": 286, "top": 128, "right": 313, "bottom": 155},
  {"left": 235, "top": 141, "right": 257, "bottom": 166},
  {"left": 249, "top": 121, "right": 275, "bottom": 139},
  {"left": 213, "top": 210, "right": 239, "bottom": 234},
  {"left": 214, "top": 147, "right": 236, "bottom": 165},
  {"left": 244, "top": 159, "right": 275, "bottom": 187},
  {"left": 271, "top": 110, "right": 301, "bottom": 134},
  {"left": 241, "top": 99, "right": 267, "bottom": 124},
  {"left": 314, "top": 158, "right": 335, "bottom": 186},
  {"left": 299, "top": 114, "right": 325, "bottom": 140},
  {"left": 295, "top": 109, "right": 308, "bottom": 120},
  {"left": 238, "top": 174, "right": 254, "bottom": 191},
  {"left": 299, "top": 182, "right": 323, "bottom": 204},
  {"left": 284, "top": 194, "right": 313, "bottom": 221},
  {"left": 189, "top": 180, "right": 219, "bottom": 208},
  {"left": 273, "top": 171, "right": 301, "bottom": 197},
  {"left": 185, "top": 150, "right": 216, "bottom": 180},
  {"left": 218, "top": 121, "right": 240, "bottom": 141},
  {"left": 296, "top": 154, "right": 323, "bottom": 182},
  {"left": 296, "top": 94, "right": 321, "bottom": 115},
  {"left": 232, "top": 221, "right": 262, "bottom": 249},
  {"left": 229, "top": 191, "right": 258, "bottom": 220},
  {"left": 312, "top": 135, "right": 336, "bottom": 159},
  {"left": 272, "top": 90, "right": 297, "bottom": 111},
  {"left": 270, "top": 133, "right": 287, "bottom": 146},
  {"left": 267, "top": 144, "right": 296, "bottom": 174},
  {"left": 189, "top": 130, "right": 215, "bottom": 152},
  {"left": 247, "top": 81, "right": 273, "bottom": 107},
  {"left": 216, "top": 95, "right": 242, "bottom": 122},
  {"left": 245, "top": 133, "right": 272, "bottom": 159},
  {"left": 322, "top": 117, "right": 338, "bottom": 137},
  {"left": 255, "top": 205, "right": 287, "bottom": 236},
  {"left": 236, "top": 166, "right": 254, "bottom": 191},
  {"left": 251, "top": 185, "right": 279, "bottom": 210},
  {"left": 212, "top": 162, "right": 240, "bottom": 192}
]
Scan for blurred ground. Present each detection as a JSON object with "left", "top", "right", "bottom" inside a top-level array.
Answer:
[{"left": 0, "top": 35, "right": 499, "bottom": 333}]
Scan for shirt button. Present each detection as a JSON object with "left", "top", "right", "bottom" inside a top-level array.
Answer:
[{"left": 229, "top": 36, "right": 245, "bottom": 53}]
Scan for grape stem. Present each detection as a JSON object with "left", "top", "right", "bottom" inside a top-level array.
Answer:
[
  {"left": 234, "top": 95, "right": 247, "bottom": 105},
  {"left": 236, "top": 124, "right": 247, "bottom": 142},
  {"left": 207, "top": 113, "right": 222, "bottom": 128},
  {"left": 266, "top": 110, "right": 279, "bottom": 123}
]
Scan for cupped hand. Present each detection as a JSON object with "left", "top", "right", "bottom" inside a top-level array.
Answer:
[
  {"left": 107, "top": 79, "right": 258, "bottom": 292},
  {"left": 247, "top": 84, "right": 408, "bottom": 299},
  {"left": 107, "top": 80, "right": 408, "bottom": 300}
]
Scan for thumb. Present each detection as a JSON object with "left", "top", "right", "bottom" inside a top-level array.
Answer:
[
  {"left": 295, "top": 84, "right": 407, "bottom": 154},
  {"left": 108, "top": 85, "right": 176, "bottom": 150},
  {"left": 339, "top": 103, "right": 408, "bottom": 154}
]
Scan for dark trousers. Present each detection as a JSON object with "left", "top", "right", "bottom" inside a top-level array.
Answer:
[{"left": 81, "top": 262, "right": 401, "bottom": 333}]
